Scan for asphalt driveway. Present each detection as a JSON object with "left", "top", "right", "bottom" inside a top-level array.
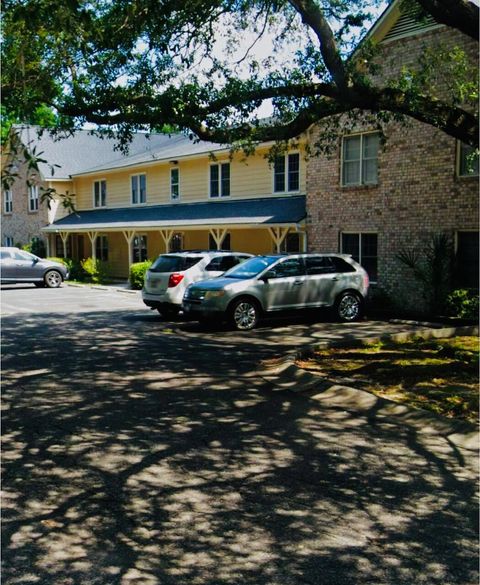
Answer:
[{"left": 1, "top": 284, "right": 478, "bottom": 585}]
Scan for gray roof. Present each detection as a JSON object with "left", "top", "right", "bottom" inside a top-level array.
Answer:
[
  {"left": 13, "top": 125, "right": 226, "bottom": 180},
  {"left": 43, "top": 196, "right": 306, "bottom": 231}
]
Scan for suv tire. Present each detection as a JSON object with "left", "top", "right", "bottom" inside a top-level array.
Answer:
[
  {"left": 335, "top": 291, "right": 363, "bottom": 322},
  {"left": 229, "top": 297, "right": 260, "bottom": 331}
]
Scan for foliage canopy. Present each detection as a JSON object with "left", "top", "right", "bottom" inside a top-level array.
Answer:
[{"left": 2, "top": 0, "right": 478, "bottom": 149}]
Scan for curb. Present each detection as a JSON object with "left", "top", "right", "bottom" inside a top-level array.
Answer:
[
  {"left": 258, "top": 324, "right": 479, "bottom": 452},
  {"left": 66, "top": 283, "right": 139, "bottom": 294}
]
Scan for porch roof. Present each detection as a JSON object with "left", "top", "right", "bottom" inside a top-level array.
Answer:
[{"left": 43, "top": 196, "right": 306, "bottom": 232}]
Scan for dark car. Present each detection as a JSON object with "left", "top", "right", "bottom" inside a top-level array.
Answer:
[{"left": 0, "top": 247, "right": 69, "bottom": 288}]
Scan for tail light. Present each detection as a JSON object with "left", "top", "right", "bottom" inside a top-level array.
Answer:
[
  {"left": 364, "top": 272, "right": 369, "bottom": 289},
  {"left": 168, "top": 273, "right": 184, "bottom": 288}
]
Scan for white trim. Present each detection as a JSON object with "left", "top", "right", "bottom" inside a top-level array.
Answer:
[
  {"left": 208, "top": 161, "right": 231, "bottom": 199},
  {"left": 272, "top": 151, "right": 301, "bottom": 194},
  {"left": 340, "top": 231, "right": 378, "bottom": 284},
  {"left": 341, "top": 131, "right": 380, "bottom": 187},
  {"left": 93, "top": 179, "right": 107, "bottom": 208},
  {"left": 3, "top": 189, "right": 13, "bottom": 214},
  {"left": 28, "top": 184, "right": 39, "bottom": 212},
  {"left": 130, "top": 173, "right": 147, "bottom": 205},
  {"left": 170, "top": 167, "right": 180, "bottom": 201},
  {"left": 43, "top": 221, "right": 304, "bottom": 233}
]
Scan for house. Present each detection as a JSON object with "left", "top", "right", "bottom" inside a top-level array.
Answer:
[
  {"left": 305, "top": 1, "right": 478, "bottom": 311},
  {"left": 2, "top": 127, "right": 307, "bottom": 277}
]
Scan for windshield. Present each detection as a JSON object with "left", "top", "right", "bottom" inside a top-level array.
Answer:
[{"left": 222, "top": 256, "right": 279, "bottom": 279}]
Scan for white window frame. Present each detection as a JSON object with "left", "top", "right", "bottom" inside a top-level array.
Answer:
[
  {"left": 169, "top": 232, "right": 184, "bottom": 252},
  {"left": 340, "top": 231, "right": 378, "bottom": 284},
  {"left": 341, "top": 132, "right": 380, "bottom": 187},
  {"left": 209, "top": 162, "right": 230, "bottom": 198},
  {"left": 457, "top": 142, "right": 479, "bottom": 178},
  {"left": 28, "top": 184, "right": 39, "bottom": 212},
  {"left": 3, "top": 189, "right": 13, "bottom": 214},
  {"left": 4, "top": 236, "right": 14, "bottom": 246},
  {"left": 170, "top": 168, "right": 180, "bottom": 200},
  {"left": 93, "top": 179, "right": 107, "bottom": 208},
  {"left": 131, "top": 174, "right": 147, "bottom": 205},
  {"left": 273, "top": 152, "right": 301, "bottom": 194}
]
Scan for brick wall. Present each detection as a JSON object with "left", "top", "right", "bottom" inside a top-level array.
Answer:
[{"left": 306, "top": 27, "right": 478, "bottom": 312}]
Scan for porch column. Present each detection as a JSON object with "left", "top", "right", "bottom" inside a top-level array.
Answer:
[
  {"left": 122, "top": 230, "right": 136, "bottom": 270},
  {"left": 209, "top": 228, "right": 227, "bottom": 250},
  {"left": 86, "top": 231, "right": 98, "bottom": 261},
  {"left": 59, "top": 231, "right": 69, "bottom": 258},
  {"left": 268, "top": 227, "right": 289, "bottom": 253},
  {"left": 160, "top": 229, "right": 174, "bottom": 253},
  {"left": 46, "top": 234, "right": 51, "bottom": 257}
]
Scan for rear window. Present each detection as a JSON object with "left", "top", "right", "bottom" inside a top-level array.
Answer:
[
  {"left": 331, "top": 257, "right": 356, "bottom": 273},
  {"left": 149, "top": 255, "right": 201, "bottom": 273}
]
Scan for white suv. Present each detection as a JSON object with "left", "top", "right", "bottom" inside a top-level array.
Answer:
[{"left": 142, "top": 250, "right": 252, "bottom": 318}]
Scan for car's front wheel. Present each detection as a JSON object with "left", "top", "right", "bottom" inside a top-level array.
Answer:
[
  {"left": 44, "top": 270, "right": 63, "bottom": 288},
  {"left": 335, "top": 292, "right": 363, "bottom": 322},
  {"left": 229, "top": 297, "right": 260, "bottom": 331}
]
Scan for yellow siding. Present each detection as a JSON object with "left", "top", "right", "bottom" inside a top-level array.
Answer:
[{"left": 72, "top": 145, "right": 306, "bottom": 210}]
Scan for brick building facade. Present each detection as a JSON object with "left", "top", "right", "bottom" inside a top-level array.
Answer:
[{"left": 306, "top": 19, "right": 478, "bottom": 312}]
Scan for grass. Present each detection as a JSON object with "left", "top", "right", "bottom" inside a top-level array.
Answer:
[{"left": 296, "top": 336, "right": 479, "bottom": 423}]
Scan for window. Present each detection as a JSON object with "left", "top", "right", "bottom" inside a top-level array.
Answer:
[
  {"left": 279, "top": 232, "right": 301, "bottom": 253},
  {"left": 458, "top": 143, "right": 479, "bottom": 177},
  {"left": 209, "top": 233, "right": 231, "bottom": 250},
  {"left": 305, "top": 256, "right": 336, "bottom": 275},
  {"left": 205, "top": 255, "right": 247, "bottom": 272},
  {"left": 95, "top": 236, "right": 109, "bottom": 261},
  {"left": 55, "top": 235, "right": 72, "bottom": 258},
  {"left": 28, "top": 184, "right": 39, "bottom": 212},
  {"left": 4, "top": 236, "right": 14, "bottom": 247},
  {"left": 131, "top": 174, "right": 146, "bottom": 204},
  {"left": 341, "top": 233, "right": 378, "bottom": 282},
  {"left": 132, "top": 235, "right": 147, "bottom": 263},
  {"left": 210, "top": 163, "right": 230, "bottom": 198},
  {"left": 170, "top": 168, "right": 180, "bottom": 200},
  {"left": 169, "top": 233, "right": 183, "bottom": 252},
  {"left": 273, "top": 257, "right": 305, "bottom": 278},
  {"left": 455, "top": 231, "right": 479, "bottom": 288},
  {"left": 94, "top": 180, "right": 107, "bottom": 207},
  {"left": 4, "top": 190, "right": 12, "bottom": 214},
  {"left": 274, "top": 153, "right": 300, "bottom": 193},
  {"left": 342, "top": 133, "right": 380, "bottom": 186}
]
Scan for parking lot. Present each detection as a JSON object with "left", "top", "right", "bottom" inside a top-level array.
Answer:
[{"left": 2, "top": 283, "right": 478, "bottom": 585}]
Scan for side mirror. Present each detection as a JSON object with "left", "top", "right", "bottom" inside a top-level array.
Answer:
[
  {"left": 261, "top": 269, "right": 276, "bottom": 282},
  {"left": 33, "top": 257, "right": 39, "bottom": 264}
]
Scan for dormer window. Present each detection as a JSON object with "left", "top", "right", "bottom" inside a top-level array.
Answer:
[{"left": 93, "top": 180, "right": 107, "bottom": 207}]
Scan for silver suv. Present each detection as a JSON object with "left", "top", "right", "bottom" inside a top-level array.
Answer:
[
  {"left": 183, "top": 253, "right": 369, "bottom": 330},
  {"left": 142, "top": 250, "right": 252, "bottom": 318}
]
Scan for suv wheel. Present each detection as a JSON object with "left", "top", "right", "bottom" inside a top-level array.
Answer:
[
  {"left": 335, "top": 292, "right": 363, "bottom": 322},
  {"left": 230, "top": 298, "right": 260, "bottom": 331}
]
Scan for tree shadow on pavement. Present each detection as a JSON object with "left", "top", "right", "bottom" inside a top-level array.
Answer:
[{"left": 1, "top": 310, "right": 478, "bottom": 585}]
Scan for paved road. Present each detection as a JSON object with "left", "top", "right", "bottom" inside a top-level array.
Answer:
[{"left": 1, "top": 284, "right": 478, "bottom": 585}]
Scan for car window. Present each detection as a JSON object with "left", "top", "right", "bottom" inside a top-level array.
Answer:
[
  {"left": 305, "top": 256, "right": 336, "bottom": 275},
  {"left": 223, "top": 256, "right": 278, "bottom": 279},
  {"left": 149, "top": 255, "right": 201, "bottom": 273},
  {"left": 272, "top": 257, "right": 305, "bottom": 278},
  {"left": 13, "top": 250, "right": 36, "bottom": 261},
  {"left": 205, "top": 256, "right": 242, "bottom": 272},
  {"left": 0, "top": 251, "right": 11, "bottom": 259},
  {"left": 330, "top": 257, "right": 356, "bottom": 273}
]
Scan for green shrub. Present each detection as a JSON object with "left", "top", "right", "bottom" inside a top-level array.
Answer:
[
  {"left": 129, "top": 260, "right": 152, "bottom": 290},
  {"left": 445, "top": 289, "right": 479, "bottom": 320},
  {"left": 81, "top": 257, "right": 111, "bottom": 284},
  {"left": 46, "top": 256, "right": 69, "bottom": 265},
  {"left": 22, "top": 238, "right": 46, "bottom": 257}
]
